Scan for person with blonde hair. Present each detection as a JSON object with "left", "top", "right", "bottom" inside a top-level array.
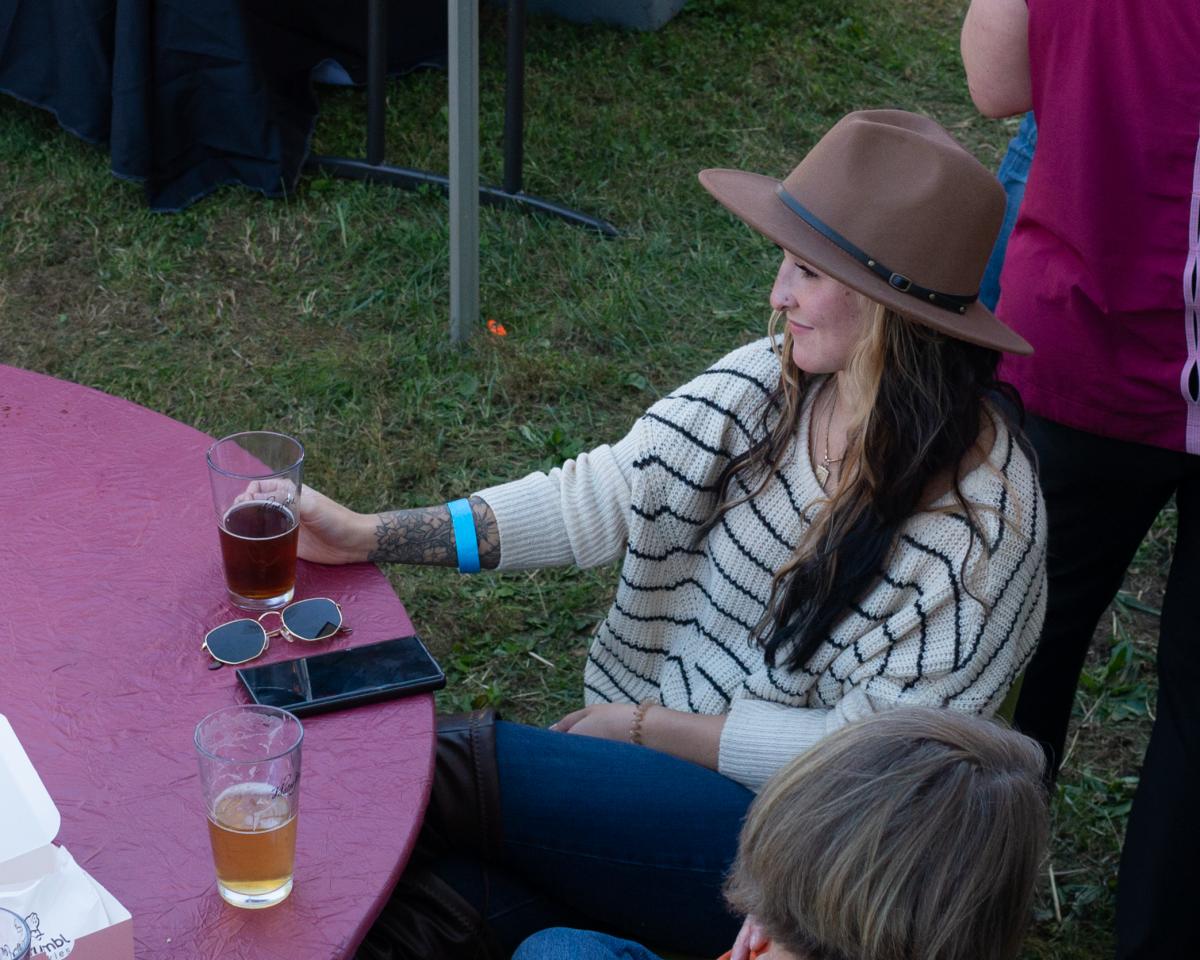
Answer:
[
  {"left": 297, "top": 110, "right": 1046, "bottom": 958},
  {"left": 515, "top": 707, "right": 1050, "bottom": 960}
]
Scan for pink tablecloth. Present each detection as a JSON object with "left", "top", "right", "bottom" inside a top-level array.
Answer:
[{"left": 0, "top": 365, "right": 435, "bottom": 959}]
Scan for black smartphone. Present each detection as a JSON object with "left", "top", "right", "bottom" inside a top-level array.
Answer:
[{"left": 236, "top": 635, "right": 446, "bottom": 716}]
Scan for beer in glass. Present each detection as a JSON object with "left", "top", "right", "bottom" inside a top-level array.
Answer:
[
  {"left": 194, "top": 705, "right": 303, "bottom": 909},
  {"left": 207, "top": 431, "right": 304, "bottom": 611}
]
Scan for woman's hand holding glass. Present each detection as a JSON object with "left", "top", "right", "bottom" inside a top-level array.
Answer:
[{"left": 240, "top": 481, "right": 375, "bottom": 565}]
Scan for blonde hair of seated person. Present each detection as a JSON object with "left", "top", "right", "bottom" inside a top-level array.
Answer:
[{"left": 724, "top": 708, "right": 1048, "bottom": 960}]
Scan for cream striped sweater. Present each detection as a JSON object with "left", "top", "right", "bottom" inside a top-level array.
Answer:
[{"left": 477, "top": 338, "right": 1047, "bottom": 791}]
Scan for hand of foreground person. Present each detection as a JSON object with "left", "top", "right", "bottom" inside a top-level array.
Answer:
[
  {"left": 549, "top": 703, "right": 636, "bottom": 741},
  {"left": 730, "top": 915, "right": 770, "bottom": 960},
  {"left": 552, "top": 703, "right": 726, "bottom": 769}
]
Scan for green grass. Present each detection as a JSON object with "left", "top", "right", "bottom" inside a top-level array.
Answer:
[{"left": 0, "top": 2, "right": 1162, "bottom": 956}]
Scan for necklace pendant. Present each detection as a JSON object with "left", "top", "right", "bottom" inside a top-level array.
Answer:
[{"left": 815, "top": 463, "right": 830, "bottom": 487}]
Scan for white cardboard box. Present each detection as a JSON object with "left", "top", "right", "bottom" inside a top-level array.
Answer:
[{"left": 0, "top": 715, "right": 133, "bottom": 960}]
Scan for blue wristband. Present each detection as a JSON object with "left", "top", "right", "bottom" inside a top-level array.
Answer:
[{"left": 446, "top": 498, "right": 481, "bottom": 574}]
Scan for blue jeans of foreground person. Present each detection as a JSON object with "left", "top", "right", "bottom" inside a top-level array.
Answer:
[
  {"left": 514, "top": 928, "right": 668, "bottom": 960},
  {"left": 979, "top": 112, "right": 1037, "bottom": 311},
  {"left": 436, "top": 721, "right": 753, "bottom": 957}
]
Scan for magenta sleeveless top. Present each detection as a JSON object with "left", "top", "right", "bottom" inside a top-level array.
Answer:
[{"left": 998, "top": 0, "right": 1200, "bottom": 453}]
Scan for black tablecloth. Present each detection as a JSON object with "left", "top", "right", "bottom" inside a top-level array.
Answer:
[{"left": 0, "top": 1, "right": 447, "bottom": 210}]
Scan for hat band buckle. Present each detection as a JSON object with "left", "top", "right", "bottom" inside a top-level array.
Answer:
[{"left": 775, "top": 185, "right": 977, "bottom": 316}]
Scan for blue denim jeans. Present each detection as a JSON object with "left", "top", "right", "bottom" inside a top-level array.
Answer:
[
  {"left": 514, "top": 928, "right": 668, "bottom": 960},
  {"left": 436, "top": 721, "right": 754, "bottom": 957},
  {"left": 979, "top": 111, "right": 1037, "bottom": 311}
]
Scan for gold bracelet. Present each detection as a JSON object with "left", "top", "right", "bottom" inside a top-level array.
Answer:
[{"left": 630, "top": 700, "right": 654, "bottom": 746}]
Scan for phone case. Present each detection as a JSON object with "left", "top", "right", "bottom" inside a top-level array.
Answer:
[{"left": 235, "top": 635, "right": 446, "bottom": 716}]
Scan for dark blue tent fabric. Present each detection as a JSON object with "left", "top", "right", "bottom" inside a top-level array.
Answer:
[{"left": 0, "top": 1, "right": 447, "bottom": 210}]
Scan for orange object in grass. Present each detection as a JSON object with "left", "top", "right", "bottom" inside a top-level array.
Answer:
[{"left": 486, "top": 318, "right": 508, "bottom": 337}]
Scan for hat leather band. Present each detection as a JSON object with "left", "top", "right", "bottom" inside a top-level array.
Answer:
[{"left": 775, "top": 185, "right": 976, "bottom": 315}]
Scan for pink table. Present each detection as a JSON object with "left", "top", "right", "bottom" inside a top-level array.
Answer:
[{"left": 0, "top": 366, "right": 435, "bottom": 959}]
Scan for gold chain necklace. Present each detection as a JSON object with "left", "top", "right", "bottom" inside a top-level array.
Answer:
[{"left": 815, "top": 380, "right": 845, "bottom": 489}]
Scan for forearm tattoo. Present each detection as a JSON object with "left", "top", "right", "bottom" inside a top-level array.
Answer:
[{"left": 367, "top": 496, "right": 501, "bottom": 568}]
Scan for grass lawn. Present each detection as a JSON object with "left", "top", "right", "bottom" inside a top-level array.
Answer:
[{"left": 0, "top": 1, "right": 1161, "bottom": 956}]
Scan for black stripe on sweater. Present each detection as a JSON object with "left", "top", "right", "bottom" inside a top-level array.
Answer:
[
  {"left": 744, "top": 676, "right": 800, "bottom": 706},
  {"left": 875, "top": 573, "right": 928, "bottom": 683},
  {"left": 991, "top": 430, "right": 1015, "bottom": 553},
  {"left": 878, "top": 571, "right": 928, "bottom": 601},
  {"left": 941, "top": 553, "right": 1045, "bottom": 705},
  {"left": 671, "top": 392, "right": 755, "bottom": 440},
  {"left": 618, "top": 572, "right": 759, "bottom": 634},
  {"left": 900, "top": 534, "right": 964, "bottom": 670},
  {"left": 930, "top": 497, "right": 1038, "bottom": 692},
  {"left": 691, "top": 367, "right": 774, "bottom": 397},
  {"left": 763, "top": 659, "right": 818, "bottom": 698},
  {"left": 720, "top": 516, "right": 776, "bottom": 576},
  {"left": 849, "top": 601, "right": 885, "bottom": 622},
  {"left": 956, "top": 488, "right": 1041, "bottom": 669},
  {"left": 664, "top": 655, "right": 697, "bottom": 711},
  {"left": 631, "top": 502, "right": 707, "bottom": 526},
  {"left": 586, "top": 649, "right": 640, "bottom": 702},
  {"left": 984, "top": 603, "right": 1041, "bottom": 711},
  {"left": 592, "top": 635, "right": 663, "bottom": 687},
  {"left": 733, "top": 474, "right": 797, "bottom": 552},
  {"left": 626, "top": 541, "right": 707, "bottom": 562},
  {"left": 944, "top": 512, "right": 992, "bottom": 564},
  {"left": 850, "top": 632, "right": 869, "bottom": 668},
  {"left": 774, "top": 471, "right": 816, "bottom": 523},
  {"left": 709, "top": 549, "right": 770, "bottom": 607},
  {"left": 695, "top": 663, "right": 733, "bottom": 705},
  {"left": 887, "top": 620, "right": 925, "bottom": 693},
  {"left": 599, "top": 619, "right": 668, "bottom": 656},
  {"left": 584, "top": 680, "right": 613, "bottom": 703},
  {"left": 619, "top": 571, "right": 707, "bottom": 595},
  {"left": 612, "top": 598, "right": 702, "bottom": 628},
  {"left": 631, "top": 453, "right": 719, "bottom": 493},
  {"left": 641, "top": 412, "right": 733, "bottom": 459},
  {"left": 941, "top": 431, "right": 1019, "bottom": 556},
  {"left": 611, "top": 598, "right": 753, "bottom": 672},
  {"left": 825, "top": 630, "right": 866, "bottom": 683}
]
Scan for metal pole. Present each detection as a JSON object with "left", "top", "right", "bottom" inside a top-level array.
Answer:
[
  {"left": 366, "top": 0, "right": 387, "bottom": 166},
  {"left": 502, "top": 0, "right": 526, "bottom": 195},
  {"left": 449, "top": 0, "right": 480, "bottom": 343}
]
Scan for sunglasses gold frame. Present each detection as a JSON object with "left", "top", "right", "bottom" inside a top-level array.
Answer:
[{"left": 201, "top": 597, "right": 350, "bottom": 667}]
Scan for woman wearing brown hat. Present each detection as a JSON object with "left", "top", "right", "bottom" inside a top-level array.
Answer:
[{"left": 294, "top": 110, "right": 1047, "bottom": 959}]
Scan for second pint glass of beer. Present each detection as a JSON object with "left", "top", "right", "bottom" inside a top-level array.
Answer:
[
  {"left": 194, "top": 704, "right": 303, "bottom": 909},
  {"left": 207, "top": 431, "right": 304, "bottom": 611}
]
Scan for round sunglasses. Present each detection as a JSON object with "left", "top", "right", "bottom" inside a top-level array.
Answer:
[{"left": 201, "top": 597, "right": 349, "bottom": 667}]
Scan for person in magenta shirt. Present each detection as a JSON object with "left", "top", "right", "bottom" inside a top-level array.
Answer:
[{"left": 963, "top": 2, "right": 1200, "bottom": 957}]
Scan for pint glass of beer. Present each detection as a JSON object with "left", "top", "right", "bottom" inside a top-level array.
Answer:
[
  {"left": 194, "top": 704, "right": 303, "bottom": 909},
  {"left": 207, "top": 431, "right": 304, "bottom": 611}
]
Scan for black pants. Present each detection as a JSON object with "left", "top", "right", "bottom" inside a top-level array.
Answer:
[{"left": 1012, "top": 416, "right": 1200, "bottom": 960}]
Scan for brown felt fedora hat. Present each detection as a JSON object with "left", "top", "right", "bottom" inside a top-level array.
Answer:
[{"left": 699, "top": 109, "right": 1032, "bottom": 354}]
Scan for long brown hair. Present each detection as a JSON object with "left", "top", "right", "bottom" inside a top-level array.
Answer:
[
  {"left": 704, "top": 302, "right": 1025, "bottom": 673},
  {"left": 724, "top": 708, "right": 1049, "bottom": 960}
]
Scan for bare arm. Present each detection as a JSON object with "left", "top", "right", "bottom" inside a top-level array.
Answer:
[
  {"left": 640, "top": 706, "right": 726, "bottom": 769},
  {"left": 552, "top": 702, "right": 726, "bottom": 770},
  {"left": 961, "top": 0, "right": 1032, "bottom": 118}
]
